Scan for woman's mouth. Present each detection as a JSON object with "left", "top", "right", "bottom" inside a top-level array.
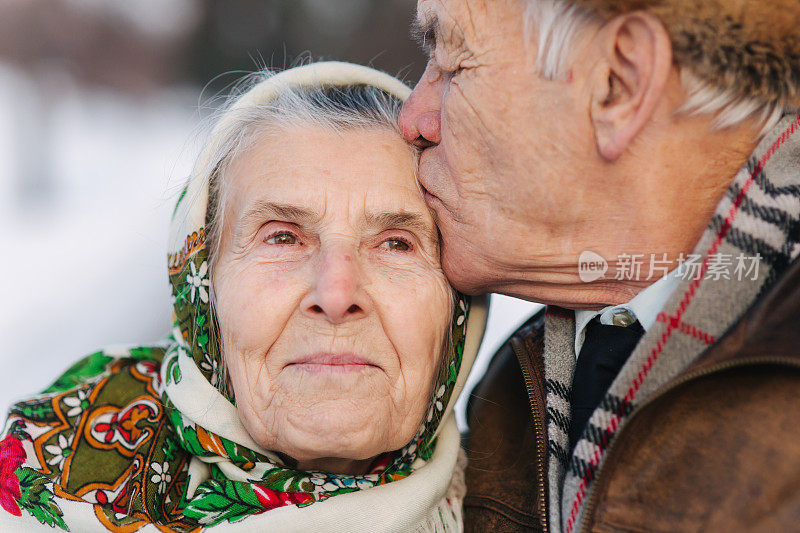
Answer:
[{"left": 285, "top": 353, "right": 380, "bottom": 373}]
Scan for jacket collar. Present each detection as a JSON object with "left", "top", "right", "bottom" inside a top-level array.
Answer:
[{"left": 547, "top": 113, "right": 800, "bottom": 532}]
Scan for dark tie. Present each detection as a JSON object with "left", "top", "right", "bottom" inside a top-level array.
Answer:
[{"left": 568, "top": 317, "right": 645, "bottom": 455}]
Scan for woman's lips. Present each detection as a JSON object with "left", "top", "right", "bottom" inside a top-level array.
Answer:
[{"left": 285, "top": 353, "right": 380, "bottom": 373}]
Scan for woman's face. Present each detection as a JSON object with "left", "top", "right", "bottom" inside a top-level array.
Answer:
[{"left": 213, "top": 125, "right": 452, "bottom": 472}]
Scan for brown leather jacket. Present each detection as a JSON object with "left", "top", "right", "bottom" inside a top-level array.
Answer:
[{"left": 464, "top": 260, "right": 800, "bottom": 532}]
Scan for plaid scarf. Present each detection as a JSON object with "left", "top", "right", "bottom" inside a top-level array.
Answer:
[{"left": 542, "top": 114, "right": 800, "bottom": 532}]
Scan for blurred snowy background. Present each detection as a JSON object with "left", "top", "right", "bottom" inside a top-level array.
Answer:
[{"left": 0, "top": 0, "right": 541, "bottom": 430}]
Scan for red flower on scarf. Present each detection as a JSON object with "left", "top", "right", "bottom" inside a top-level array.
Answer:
[
  {"left": 252, "top": 485, "right": 313, "bottom": 512},
  {"left": 0, "top": 436, "right": 26, "bottom": 516},
  {"left": 95, "top": 485, "right": 130, "bottom": 515},
  {"left": 367, "top": 452, "right": 393, "bottom": 474}
]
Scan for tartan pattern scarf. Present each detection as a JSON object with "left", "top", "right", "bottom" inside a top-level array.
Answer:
[{"left": 542, "top": 114, "right": 800, "bottom": 532}]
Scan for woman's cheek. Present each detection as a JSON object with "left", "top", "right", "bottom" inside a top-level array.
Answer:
[
  {"left": 217, "top": 263, "right": 308, "bottom": 352},
  {"left": 376, "top": 269, "right": 451, "bottom": 379},
  {"left": 388, "top": 279, "right": 451, "bottom": 440}
]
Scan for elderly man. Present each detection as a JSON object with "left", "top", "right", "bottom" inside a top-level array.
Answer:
[{"left": 399, "top": 0, "right": 800, "bottom": 531}]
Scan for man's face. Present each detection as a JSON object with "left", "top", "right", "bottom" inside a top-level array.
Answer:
[{"left": 400, "top": 0, "right": 610, "bottom": 303}]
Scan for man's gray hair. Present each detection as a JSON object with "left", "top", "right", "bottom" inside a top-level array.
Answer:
[{"left": 525, "top": 0, "right": 787, "bottom": 134}]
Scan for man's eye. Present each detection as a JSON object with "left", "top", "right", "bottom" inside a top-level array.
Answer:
[
  {"left": 266, "top": 232, "right": 299, "bottom": 245},
  {"left": 437, "top": 61, "right": 464, "bottom": 79}
]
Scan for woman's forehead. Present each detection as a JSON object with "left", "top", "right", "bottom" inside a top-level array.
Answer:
[{"left": 226, "top": 126, "right": 429, "bottom": 224}]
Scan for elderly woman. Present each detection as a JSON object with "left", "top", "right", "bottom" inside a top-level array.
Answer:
[{"left": 0, "top": 62, "right": 487, "bottom": 532}]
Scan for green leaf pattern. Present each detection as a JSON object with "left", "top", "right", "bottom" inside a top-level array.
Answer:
[{"left": 16, "top": 467, "right": 68, "bottom": 531}]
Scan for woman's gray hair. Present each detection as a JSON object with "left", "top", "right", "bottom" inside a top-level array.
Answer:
[{"left": 524, "top": 0, "right": 787, "bottom": 135}]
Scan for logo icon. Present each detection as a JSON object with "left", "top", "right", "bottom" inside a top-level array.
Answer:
[{"left": 578, "top": 250, "right": 608, "bottom": 283}]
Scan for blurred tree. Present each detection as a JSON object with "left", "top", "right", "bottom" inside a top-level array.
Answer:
[
  {"left": 0, "top": 0, "right": 425, "bottom": 93},
  {"left": 0, "top": 0, "right": 199, "bottom": 93},
  {"left": 189, "top": 0, "right": 425, "bottom": 94}
]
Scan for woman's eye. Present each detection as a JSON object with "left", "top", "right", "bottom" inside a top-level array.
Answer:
[
  {"left": 265, "top": 232, "right": 299, "bottom": 245},
  {"left": 382, "top": 239, "right": 411, "bottom": 252}
]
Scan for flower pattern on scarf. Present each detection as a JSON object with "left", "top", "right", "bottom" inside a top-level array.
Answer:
[
  {"left": 198, "top": 352, "right": 219, "bottom": 387},
  {"left": 0, "top": 436, "right": 25, "bottom": 516},
  {"left": 1, "top": 348, "right": 188, "bottom": 531},
  {"left": 253, "top": 485, "right": 314, "bottom": 511},
  {"left": 186, "top": 260, "right": 209, "bottom": 304},
  {"left": 62, "top": 388, "right": 90, "bottom": 418},
  {"left": 43, "top": 434, "right": 72, "bottom": 469},
  {"left": 150, "top": 461, "right": 172, "bottom": 494}
]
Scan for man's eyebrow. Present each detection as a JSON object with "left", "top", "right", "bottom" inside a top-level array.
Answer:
[
  {"left": 366, "top": 210, "right": 437, "bottom": 242},
  {"left": 411, "top": 14, "right": 437, "bottom": 55}
]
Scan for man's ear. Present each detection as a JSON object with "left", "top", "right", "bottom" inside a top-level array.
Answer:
[{"left": 590, "top": 11, "right": 673, "bottom": 161}]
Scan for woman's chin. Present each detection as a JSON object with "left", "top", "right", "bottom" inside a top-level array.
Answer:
[
  {"left": 270, "top": 404, "right": 414, "bottom": 468},
  {"left": 237, "top": 372, "right": 426, "bottom": 471},
  {"left": 278, "top": 416, "right": 387, "bottom": 464}
]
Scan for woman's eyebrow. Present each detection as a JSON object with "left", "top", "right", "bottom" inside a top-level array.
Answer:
[
  {"left": 239, "top": 201, "right": 319, "bottom": 230},
  {"left": 366, "top": 211, "right": 436, "bottom": 242}
]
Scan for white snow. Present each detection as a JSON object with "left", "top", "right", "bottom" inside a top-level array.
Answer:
[{"left": 0, "top": 63, "right": 197, "bottom": 408}]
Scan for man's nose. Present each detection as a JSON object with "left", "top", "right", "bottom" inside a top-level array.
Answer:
[
  {"left": 303, "top": 245, "right": 368, "bottom": 325},
  {"left": 399, "top": 63, "right": 444, "bottom": 148}
]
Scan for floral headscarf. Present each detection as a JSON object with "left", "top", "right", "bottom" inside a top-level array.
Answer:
[{"left": 0, "top": 62, "right": 488, "bottom": 532}]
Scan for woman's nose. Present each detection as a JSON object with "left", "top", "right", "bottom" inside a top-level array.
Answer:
[
  {"left": 399, "top": 63, "right": 444, "bottom": 148},
  {"left": 303, "top": 246, "right": 368, "bottom": 324}
]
